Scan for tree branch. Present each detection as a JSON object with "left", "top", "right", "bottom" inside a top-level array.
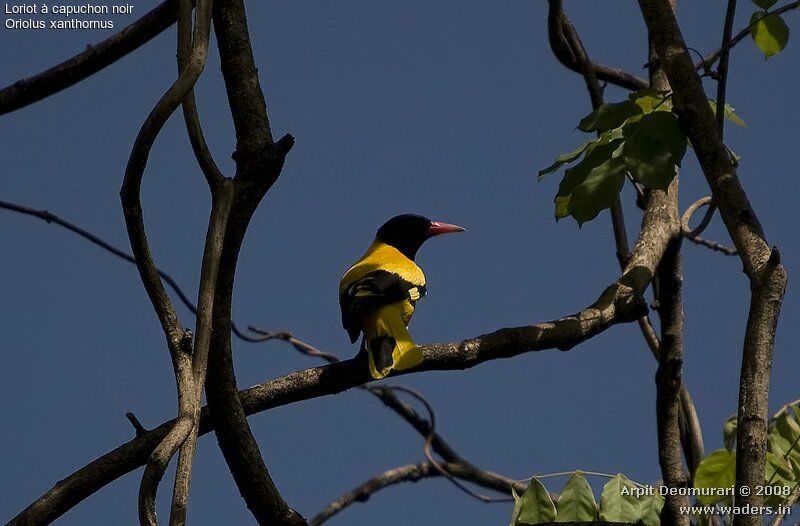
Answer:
[
  {"left": 0, "top": 0, "right": 179, "bottom": 115},
  {"left": 555, "top": 1, "right": 705, "bottom": 481},
  {"left": 308, "top": 462, "right": 526, "bottom": 526},
  {"left": 647, "top": 26, "right": 690, "bottom": 525},
  {"left": 636, "top": 4, "right": 789, "bottom": 526},
  {"left": 547, "top": 0, "right": 649, "bottom": 91},
  {"left": 680, "top": 197, "right": 737, "bottom": 256},
  {"left": 7, "top": 215, "right": 673, "bottom": 525},
  {"left": 167, "top": 2, "right": 230, "bottom": 523},
  {"left": 202, "top": 0, "right": 304, "bottom": 524},
  {"left": 113, "top": 0, "right": 213, "bottom": 522}
]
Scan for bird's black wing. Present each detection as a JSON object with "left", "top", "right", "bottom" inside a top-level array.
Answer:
[{"left": 339, "top": 270, "right": 426, "bottom": 343}]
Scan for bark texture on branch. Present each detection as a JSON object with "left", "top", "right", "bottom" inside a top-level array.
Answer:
[
  {"left": 636, "top": 3, "right": 789, "bottom": 526},
  {"left": 201, "top": 0, "right": 305, "bottom": 524}
]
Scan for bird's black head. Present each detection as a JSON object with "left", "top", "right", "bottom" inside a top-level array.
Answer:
[{"left": 375, "top": 214, "right": 465, "bottom": 260}]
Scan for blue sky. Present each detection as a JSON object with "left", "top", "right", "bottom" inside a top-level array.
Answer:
[{"left": 1, "top": 1, "right": 798, "bottom": 524}]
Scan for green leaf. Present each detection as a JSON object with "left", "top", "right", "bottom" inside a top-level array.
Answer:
[
  {"left": 555, "top": 137, "right": 624, "bottom": 220},
  {"left": 539, "top": 140, "right": 595, "bottom": 180},
  {"left": 639, "top": 492, "right": 665, "bottom": 526},
  {"left": 766, "top": 451, "right": 795, "bottom": 484},
  {"left": 723, "top": 414, "right": 738, "bottom": 451},
  {"left": 578, "top": 100, "right": 643, "bottom": 132},
  {"left": 555, "top": 195, "right": 571, "bottom": 221},
  {"left": 752, "top": 0, "right": 778, "bottom": 9},
  {"left": 599, "top": 474, "right": 641, "bottom": 523},
  {"left": 695, "top": 449, "right": 737, "bottom": 505},
  {"left": 768, "top": 431, "right": 800, "bottom": 468},
  {"left": 517, "top": 478, "right": 557, "bottom": 525},
  {"left": 569, "top": 153, "right": 627, "bottom": 226},
  {"left": 751, "top": 12, "right": 790, "bottom": 59},
  {"left": 622, "top": 111, "right": 687, "bottom": 190},
  {"left": 510, "top": 488, "right": 524, "bottom": 526},
  {"left": 709, "top": 100, "right": 746, "bottom": 127},
  {"left": 630, "top": 89, "right": 673, "bottom": 114},
  {"left": 556, "top": 471, "right": 597, "bottom": 522}
]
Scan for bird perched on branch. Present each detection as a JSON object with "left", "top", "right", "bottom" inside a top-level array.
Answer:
[{"left": 339, "top": 214, "right": 466, "bottom": 379}]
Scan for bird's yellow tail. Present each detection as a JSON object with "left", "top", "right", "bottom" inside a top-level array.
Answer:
[{"left": 364, "top": 304, "right": 422, "bottom": 379}]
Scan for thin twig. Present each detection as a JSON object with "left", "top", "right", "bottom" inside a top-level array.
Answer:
[
  {"left": 697, "top": 1, "right": 800, "bottom": 71},
  {"left": 680, "top": 197, "right": 738, "bottom": 256},
  {"left": 716, "top": 0, "right": 738, "bottom": 136},
  {"left": 309, "top": 462, "right": 525, "bottom": 526},
  {"left": 0, "top": 0, "right": 179, "bottom": 115},
  {"left": 126, "top": 412, "right": 149, "bottom": 437},
  {"left": 0, "top": 199, "right": 259, "bottom": 341},
  {"left": 376, "top": 384, "right": 509, "bottom": 503},
  {"left": 248, "top": 327, "right": 506, "bottom": 484}
]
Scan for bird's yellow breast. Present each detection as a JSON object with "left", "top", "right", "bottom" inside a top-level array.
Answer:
[{"left": 339, "top": 240, "right": 426, "bottom": 292}]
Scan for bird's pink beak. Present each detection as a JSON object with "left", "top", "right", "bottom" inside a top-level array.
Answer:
[{"left": 426, "top": 221, "right": 466, "bottom": 237}]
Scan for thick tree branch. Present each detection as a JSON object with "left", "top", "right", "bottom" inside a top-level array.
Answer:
[
  {"left": 8, "top": 217, "right": 673, "bottom": 525},
  {"left": 636, "top": 4, "right": 789, "bottom": 526},
  {"left": 308, "top": 462, "right": 526, "bottom": 526},
  {"left": 202, "top": 1, "right": 303, "bottom": 524},
  {"left": 0, "top": 0, "right": 178, "bottom": 115},
  {"left": 167, "top": 2, "right": 230, "bottom": 523},
  {"left": 8, "top": 70, "right": 686, "bottom": 519}
]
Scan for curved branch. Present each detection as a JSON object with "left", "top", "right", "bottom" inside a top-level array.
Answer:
[
  {"left": 202, "top": 1, "right": 303, "bottom": 523},
  {"left": 308, "top": 462, "right": 525, "bottom": 526},
  {"left": 0, "top": 0, "right": 179, "bottom": 115},
  {"left": 680, "top": 197, "right": 737, "bottom": 256},
  {"left": 115, "top": 0, "right": 213, "bottom": 523},
  {"left": 8, "top": 132, "right": 680, "bottom": 523},
  {"left": 547, "top": 0, "right": 649, "bottom": 91},
  {"left": 178, "top": 1, "right": 225, "bottom": 188}
]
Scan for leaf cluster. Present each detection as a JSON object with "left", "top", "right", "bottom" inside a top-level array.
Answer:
[
  {"left": 695, "top": 402, "right": 800, "bottom": 511},
  {"left": 510, "top": 472, "right": 664, "bottom": 526},
  {"left": 539, "top": 91, "right": 743, "bottom": 226}
]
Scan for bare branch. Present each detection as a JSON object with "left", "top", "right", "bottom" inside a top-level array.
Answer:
[
  {"left": 200, "top": 1, "right": 303, "bottom": 523},
  {"left": 0, "top": 0, "right": 178, "bottom": 116},
  {"left": 178, "top": 1, "right": 225, "bottom": 188},
  {"left": 138, "top": 332, "right": 195, "bottom": 526},
  {"left": 112, "top": 0, "right": 213, "bottom": 522},
  {"left": 308, "top": 462, "right": 525, "bottom": 526},
  {"left": 126, "top": 412, "right": 149, "bottom": 437},
  {"left": 636, "top": 4, "right": 789, "bottom": 526},
  {"left": 547, "top": 0, "right": 649, "bottom": 91},
  {"left": 680, "top": 197, "right": 738, "bottom": 256},
  {"left": 655, "top": 237, "right": 691, "bottom": 526},
  {"left": 715, "top": 0, "right": 738, "bottom": 136},
  {"left": 167, "top": 2, "right": 230, "bottom": 523}
]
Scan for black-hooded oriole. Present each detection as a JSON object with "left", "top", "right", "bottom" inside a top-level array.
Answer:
[{"left": 339, "top": 214, "right": 465, "bottom": 379}]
